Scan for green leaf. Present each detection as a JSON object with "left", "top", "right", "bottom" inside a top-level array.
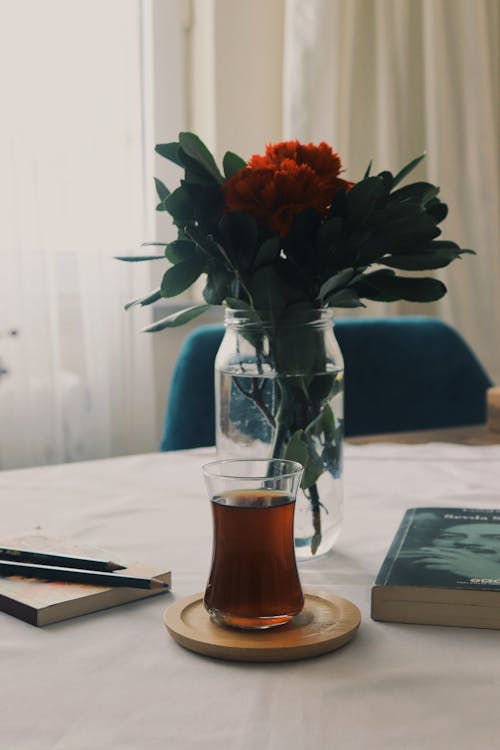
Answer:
[
  {"left": 179, "top": 132, "right": 223, "bottom": 183},
  {"left": 326, "top": 288, "right": 366, "bottom": 308},
  {"left": 356, "top": 270, "right": 447, "bottom": 302},
  {"left": 220, "top": 211, "right": 259, "bottom": 246},
  {"left": 219, "top": 212, "right": 259, "bottom": 271},
  {"left": 389, "top": 182, "right": 439, "bottom": 206},
  {"left": 320, "top": 404, "right": 335, "bottom": 440},
  {"left": 363, "top": 160, "right": 373, "bottom": 179},
  {"left": 301, "top": 439, "right": 325, "bottom": 490},
  {"left": 142, "top": 304, "right": 210, "bottom": 332},
  {"left": 254, "top": 236, "right": 281, "bottom": 268},
  {"left": 181, "top": 180, "right": 225, "bottom": 219},
  {"left": 247, "top": 265, "right": 292, "bottom": 316},
  {"left": 380, "top": 246, "right": 472, "bottom": 271},
  {"left": 202, "top": 267, "right": 234, "bottom": 305},
  {"left": 154, "top": 177, "right": 170, "bottom": 201},
  {"left": 329, "top": 187, "right": 349, "bottom": 218},
  {"left": 380, "top": 253, "right": 450, "bottom": 271},
  {"left": 219, "top": 210, "right": 258, "bottom": 245},
  {"left": 124, "top": 289, "right": 162, "bottom": 311},
  {"left": 154, "top": 177, "right": 170, "bottom": 211},
  {"left": 377, "top": 211, "right": 442, "bottom": 250},
  {"left": 165, "top": 240, "right": 198, "bottom": 265},
  {"left": 160, "top": 259, "right": 205, "bottom": 298},
  {"left": 277, "top": 301, "right": 317, "bottom": 325},
  {"left": 155, "top": 142, "right": 184, "bottom": 167},
  {"left": 225, "top": 297, "right": 253, "bottom": 310},
  {"left": 163, "top": 186, "right": 196, "bottom": 222},
  {"left": 392, "top": 153, "right": 426, "bottom": 188},
  {"left": 394, "top": 276, "right": 447, "bottom": 302},
  {"left": 115, "top": 254, "right": 165, "bottom": 262},
  {"left": 426, "top": 240, "right": 468, "bottom": 250},
  {"left": 284, "top": 430, "right": 309, "bottom": 469},
  {"left": 378, "top": 171, "right": 394, "bottom": 192},
  {"left": 185, "top": 224, "right": 231, "bottom": 267},
  {"left": 224, "top": 298, "right": 260, "bottom": 322},
  {"left": 319, "top": 268, "right": 359, "bottom": 300},
  {"left": 178, "top": 151, "right": 222, "bottom": 186},
  {"left": 223, "top": 151, "right": 246, "bottom": 178},
  {"left": 347, "top": 177, "right": 386, "bottom": 224},
  {"left": 303, "top": 389, "right": 336, "bottom": 432},
  {"left": 426, "top": 197, "right": 448, "bottom": 223},
  {"left": 317, "top": 216, "right": 343, "bottom": 251}
]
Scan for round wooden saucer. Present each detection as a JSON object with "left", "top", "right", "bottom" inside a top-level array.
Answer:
[{"left": 164, "top": 588, "right": 361, "bottom": 662}]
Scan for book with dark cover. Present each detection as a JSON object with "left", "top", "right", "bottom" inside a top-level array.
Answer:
[
  {"left": 371, "top": 507, "right": 500, "bottom": 629},
  {"left": 0, "top": 535, "right": 171, "bottom": 626}
]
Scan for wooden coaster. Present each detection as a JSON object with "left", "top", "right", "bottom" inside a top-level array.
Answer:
[{"left": 164, "top": 588, "right": 361, "bottom": 662}]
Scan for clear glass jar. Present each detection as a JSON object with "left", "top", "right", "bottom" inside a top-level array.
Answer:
[{"left": 215, "top": 308, "right": 344, "bottom": 560}]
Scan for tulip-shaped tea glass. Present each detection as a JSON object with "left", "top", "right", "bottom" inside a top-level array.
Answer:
[{"left": 203, "top": 458, "right": 304, "bottom": 629}]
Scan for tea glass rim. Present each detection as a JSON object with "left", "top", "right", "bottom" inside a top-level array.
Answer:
[{"left": 202, "top": 458, "right": 303, "bottom": 482}]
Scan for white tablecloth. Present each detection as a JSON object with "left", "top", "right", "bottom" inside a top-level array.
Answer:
[{"left": 1, "top": 443, "right": 500, "bottom": 750}]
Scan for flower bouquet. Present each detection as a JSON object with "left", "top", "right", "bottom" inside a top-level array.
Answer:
[{"left": 120, "top": 133, "right": 473, "bottom": 555}]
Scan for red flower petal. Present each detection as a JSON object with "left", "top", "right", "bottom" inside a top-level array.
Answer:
[{"left": 224, "top": 140, "right": 353, "bottom": 236}]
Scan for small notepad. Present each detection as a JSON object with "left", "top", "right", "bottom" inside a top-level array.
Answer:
[{"left": 0, "top": 535, "right": 171, "bottom": 626}]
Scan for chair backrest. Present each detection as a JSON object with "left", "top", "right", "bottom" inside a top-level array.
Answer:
[
  {"left": 160, "top": 316, "right": 492, "bottom": 451},
  {"left": 161, "top": 325, "right": 224, "bottom": 451}
]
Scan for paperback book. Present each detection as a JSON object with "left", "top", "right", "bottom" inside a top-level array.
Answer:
[
  {"left": 371, "top": 507, "right": 500, "bottom": 629},
  {"left": 0, "top": 535, "right": 171, "bottom": 626}
]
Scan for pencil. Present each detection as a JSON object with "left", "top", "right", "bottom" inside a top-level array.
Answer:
[
  {"left": 0, "top": 560, "right": 169, "bottom": 589},
  {"left": 0, "top": 547, "right": 126, "bottom": 572}
]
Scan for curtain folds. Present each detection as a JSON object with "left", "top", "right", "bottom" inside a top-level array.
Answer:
[
  {"left": 0, "top": 0, "right": 156, "bottom": 469},
  {"left": 283, "top": 0, "right": 499, "bottom": 382}
]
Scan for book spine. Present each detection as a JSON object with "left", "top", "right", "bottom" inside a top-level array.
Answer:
[{"left": 375, "top": 508, "right": 416, "bottom": 586}]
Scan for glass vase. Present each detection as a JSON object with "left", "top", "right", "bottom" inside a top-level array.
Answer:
[{"left": 215, "top": 308, "right": 344, "bottom": 561}]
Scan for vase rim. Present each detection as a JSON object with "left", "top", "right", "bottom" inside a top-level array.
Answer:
[{"left": 223, "top": 306, "right": 334, "bottom": 328}]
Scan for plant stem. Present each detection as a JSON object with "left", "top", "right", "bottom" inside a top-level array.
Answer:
[
  {"left": 271, "top": 377, "right": 323, "bottom": 555},
  {"left": 231, "top": 351, "right": 326, "bottom": 556},
  {"left": 232, "top": 376, "right": 276, "bottom": 429},
  {"left": 309, "top": 484, "right": 322, "bottom": 555},
  {"left": 273, "top": 419, "right": 323, "bottom": 555}
]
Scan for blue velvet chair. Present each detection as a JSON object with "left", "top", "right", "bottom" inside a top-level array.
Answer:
[{"left": 160, "top": 316, "right": 492, "bottom": 451}]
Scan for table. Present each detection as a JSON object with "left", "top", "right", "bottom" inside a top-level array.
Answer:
[
  {"left": 348, "top": 422, "right": 500, "bottom": 446},
  {"left": 1, "top": 441, "right": 500, "bottom": 750}
]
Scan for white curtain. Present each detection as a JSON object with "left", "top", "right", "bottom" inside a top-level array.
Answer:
[
  {"left": 0, "top": 0, "right": 156, "bottom": 469},
  {"left": 283, "top": 0, "right": 500, "bottom": 383}
]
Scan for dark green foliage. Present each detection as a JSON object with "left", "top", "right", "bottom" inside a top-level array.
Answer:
[
  {"left": 124, "top": 135, "right": 474, "bottom": 323},
  {"left": 124, "top": 289, "right": 162, "bottom": 310},
  {"left": 223, "top": 151, "right": 246, "bottom": 178},
  {"left": 115, "top": 254, "right": 165, "bottom": 261},
  {"left": 142, "top": 304, "right": 210, "bottom": 332},
  {"left": 160, "top": 259, "right": 205, "bottom": 298},
  {"left": 154, "top": 177, "right": 170, "bottom": 211}
]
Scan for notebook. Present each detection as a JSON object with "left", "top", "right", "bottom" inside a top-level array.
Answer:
[{"left": 0, "top": 535, "right": 171, "bottom": 626}]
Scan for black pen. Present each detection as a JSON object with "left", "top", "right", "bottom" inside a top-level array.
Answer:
[
  {"left": 0, "top": 547, "right": 125, "bottom": 572},
  {"left": 0, "top": 560, "right": 169, "bottom": 589}
]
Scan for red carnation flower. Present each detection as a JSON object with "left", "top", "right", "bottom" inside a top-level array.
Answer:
[{"left": 225, "top": 140, "right": 353, "bottom": 236}]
